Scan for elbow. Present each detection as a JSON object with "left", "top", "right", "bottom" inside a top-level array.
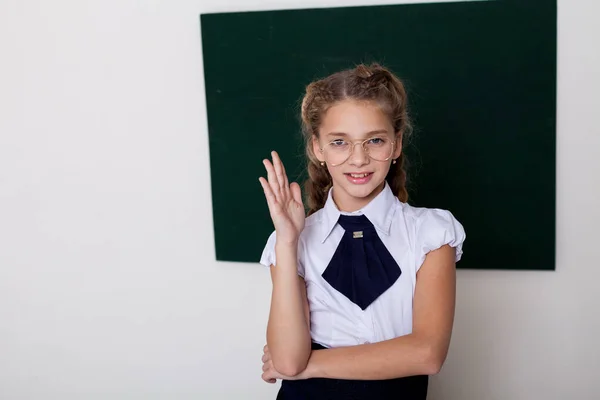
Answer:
[
  {"left": 423, "top": 357, "right": 444, "bottom": 376},
  {"left": 272, "top": 358, "right": 308, "bottom": 377},
  {"left": 269, "top": 342, "right": 311, "bottom": 377},
  {"left": 421, "top": 343, "right": 448, "bottom": 376}
]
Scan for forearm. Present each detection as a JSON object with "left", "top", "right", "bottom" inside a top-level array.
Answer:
[
  {"left": 300, "top": 246, "right": 456, "bottom": 381},
  {"left": 266, "top": 242, "right": 311, "bottom": 376},
  {"left": 304, "top": 334, "right": 443, "bottom": 380}
]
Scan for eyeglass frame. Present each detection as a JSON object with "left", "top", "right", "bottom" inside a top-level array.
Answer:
[{"left": 318, "top": 137, "right": 397, "bottom": 167}]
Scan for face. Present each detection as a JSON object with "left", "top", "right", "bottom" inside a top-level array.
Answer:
[{"left": 313, "top": 100, "right": 402, "bottom": 212}]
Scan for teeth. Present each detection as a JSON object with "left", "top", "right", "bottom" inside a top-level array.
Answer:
[{"left": 350, "top": 173, "right": 369, "bottom": 178}]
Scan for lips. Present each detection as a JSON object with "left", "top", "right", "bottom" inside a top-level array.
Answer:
[{"left": 344, "top": 172, "right": 374, "bottom": 184}]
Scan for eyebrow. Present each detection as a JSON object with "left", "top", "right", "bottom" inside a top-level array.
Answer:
[{"left": 325, "top": 129, "right": 390, "bottom": 137}]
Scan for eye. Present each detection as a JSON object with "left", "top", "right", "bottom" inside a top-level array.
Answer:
[
  {"left": 329, "top": 139, "right": 347, "bottom": 147},
  {"left": 367, "top": 137, "right": 386, "bottom": 145}
]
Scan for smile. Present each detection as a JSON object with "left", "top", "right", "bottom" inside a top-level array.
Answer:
[{"left": 344, "top": 172, "right": 374, "bottom": 184}]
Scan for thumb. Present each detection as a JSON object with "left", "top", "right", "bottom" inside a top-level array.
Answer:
[{"left": 290, "top": 182, "right": 303, "bottom": 205}]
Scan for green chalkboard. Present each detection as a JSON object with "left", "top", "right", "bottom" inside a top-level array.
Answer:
[{"left": 200, "top": 0, "right": 557, "bottom": 270}]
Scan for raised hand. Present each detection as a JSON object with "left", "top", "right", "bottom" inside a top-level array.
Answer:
[{"left": 259, "top": 151, "right": 305, "bottom": 245}]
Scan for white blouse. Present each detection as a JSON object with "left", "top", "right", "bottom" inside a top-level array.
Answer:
[{"left": 260, "top": 183, "right": 466, "bottom": 349}]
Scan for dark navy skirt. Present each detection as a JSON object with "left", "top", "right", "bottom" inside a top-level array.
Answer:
[{"left": 276, "top": 342, "right": 428, "bottom": 400}]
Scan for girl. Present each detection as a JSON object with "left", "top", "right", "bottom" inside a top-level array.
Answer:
[{"left": 258, "top": 63, "right": 466, "bottom": 399}]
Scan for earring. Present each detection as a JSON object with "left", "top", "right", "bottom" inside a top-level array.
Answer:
[
  {"left": 392, "top": 159, "right": 397, "bottom": 164},
  {"left": 320, "top": 162, "right": 325, "bottom": 166}
]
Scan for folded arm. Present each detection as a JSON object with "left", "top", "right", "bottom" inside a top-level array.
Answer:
[{"left": 302, "top": 244, "right": 456, "bottom": 380}]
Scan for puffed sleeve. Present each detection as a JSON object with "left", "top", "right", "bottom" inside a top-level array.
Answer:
[
  {"left": 259, "top": 231, "right": 305, "bottom": 277},
  {"left": 259, "top": 230, "right": 277, "bottom": 268},
  {"left": 415, "top": 209, "right": 466, "bottom": 271}
]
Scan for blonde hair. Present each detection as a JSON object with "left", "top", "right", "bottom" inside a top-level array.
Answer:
[{"left": 300, "top": 63, "right": 413, "bottom": 215}]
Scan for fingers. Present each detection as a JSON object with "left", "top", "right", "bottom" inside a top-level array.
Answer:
[
  {"left": 261, "top": 345, "right": 276, "bottom": 384},
  {"left": 264, "top": 151, "right": 292, "bottom": 204},
  {"left": 272, "top": 151, "right": 290, "bottom": 197},
  {"left": 262, "top": 351, "right": 270, "bottom": 363},
  {"left": 261, "top": 152, "right": 298, "bottom": 215},
  {"left": 263, "top": 159, "right": 282, "bottom": 203},
  {"left": 262, "top": 371, "right": 277, "bottom": 384},
  {"left": 262, "top": 364, "right": 277, "bottom": 383},
  {"left": 290, "top": 182, "right": 303, "bottom": 206},
  {"left": 259, "top": 177, "right": 278, "bottom": 214}
]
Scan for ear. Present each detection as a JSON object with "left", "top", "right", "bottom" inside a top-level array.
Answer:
[
  {"left": 312, "top": 135, "right": 326, "bottom": 162},
  {"left": 392, "top": 131, "right": 403, "bottom": 159}
]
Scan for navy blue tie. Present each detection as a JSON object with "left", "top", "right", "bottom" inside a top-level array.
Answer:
[{"left": 321, "top": 214, "right": 401, "bottom": 310}]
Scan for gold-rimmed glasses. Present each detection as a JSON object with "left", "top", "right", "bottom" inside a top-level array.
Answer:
[{"left": 320, "top": 136, "right": 396, "bottom": 167}]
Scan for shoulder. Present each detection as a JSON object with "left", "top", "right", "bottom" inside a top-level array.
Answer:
[
  {"left": 400, "top": 203, "right": 463, "bottom": 232},
  {"left": 398, "top": 203, "right": 466, "bottom": 269},
  {"left": 258, "top": 208, "right": 325, "bottom": 268}
]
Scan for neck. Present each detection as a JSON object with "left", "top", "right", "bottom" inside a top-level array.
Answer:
[{"left": 332, "top": 181, "right": 386, "bottom": 212}]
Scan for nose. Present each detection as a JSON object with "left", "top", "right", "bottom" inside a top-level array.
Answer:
[{"left": 348, "top": 142, "right": 369, "bottom": 167}]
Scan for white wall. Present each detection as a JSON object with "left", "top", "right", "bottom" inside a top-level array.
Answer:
[{"left": 0, "top": 0, "right": 598, "bottom": 399}]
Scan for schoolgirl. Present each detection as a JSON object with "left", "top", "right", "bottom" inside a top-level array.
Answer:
[{"left": 258, "top": 63, "right": 466, "bottom": 400}]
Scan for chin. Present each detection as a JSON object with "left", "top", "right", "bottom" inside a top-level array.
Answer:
[
  {"left": 346, "top": 184, "right": 381, "bottom": 199},
  {"left": 332, "top": 176, "right": 386, "bottom": 205}
]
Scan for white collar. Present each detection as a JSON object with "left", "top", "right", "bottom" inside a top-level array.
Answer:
[{"left": 320, "top": 182, "right": 398, "bottom": 243}]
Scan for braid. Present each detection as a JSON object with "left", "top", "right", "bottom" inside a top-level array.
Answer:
[
  {"left": 305, "top": 161, "right": 332, "bottom": 216},
  {"left": 301, "top": 81, "right": 335, "bottom": 214},
  {"left": 386, "top": 153, "right": 409, "bottom": 203}
]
